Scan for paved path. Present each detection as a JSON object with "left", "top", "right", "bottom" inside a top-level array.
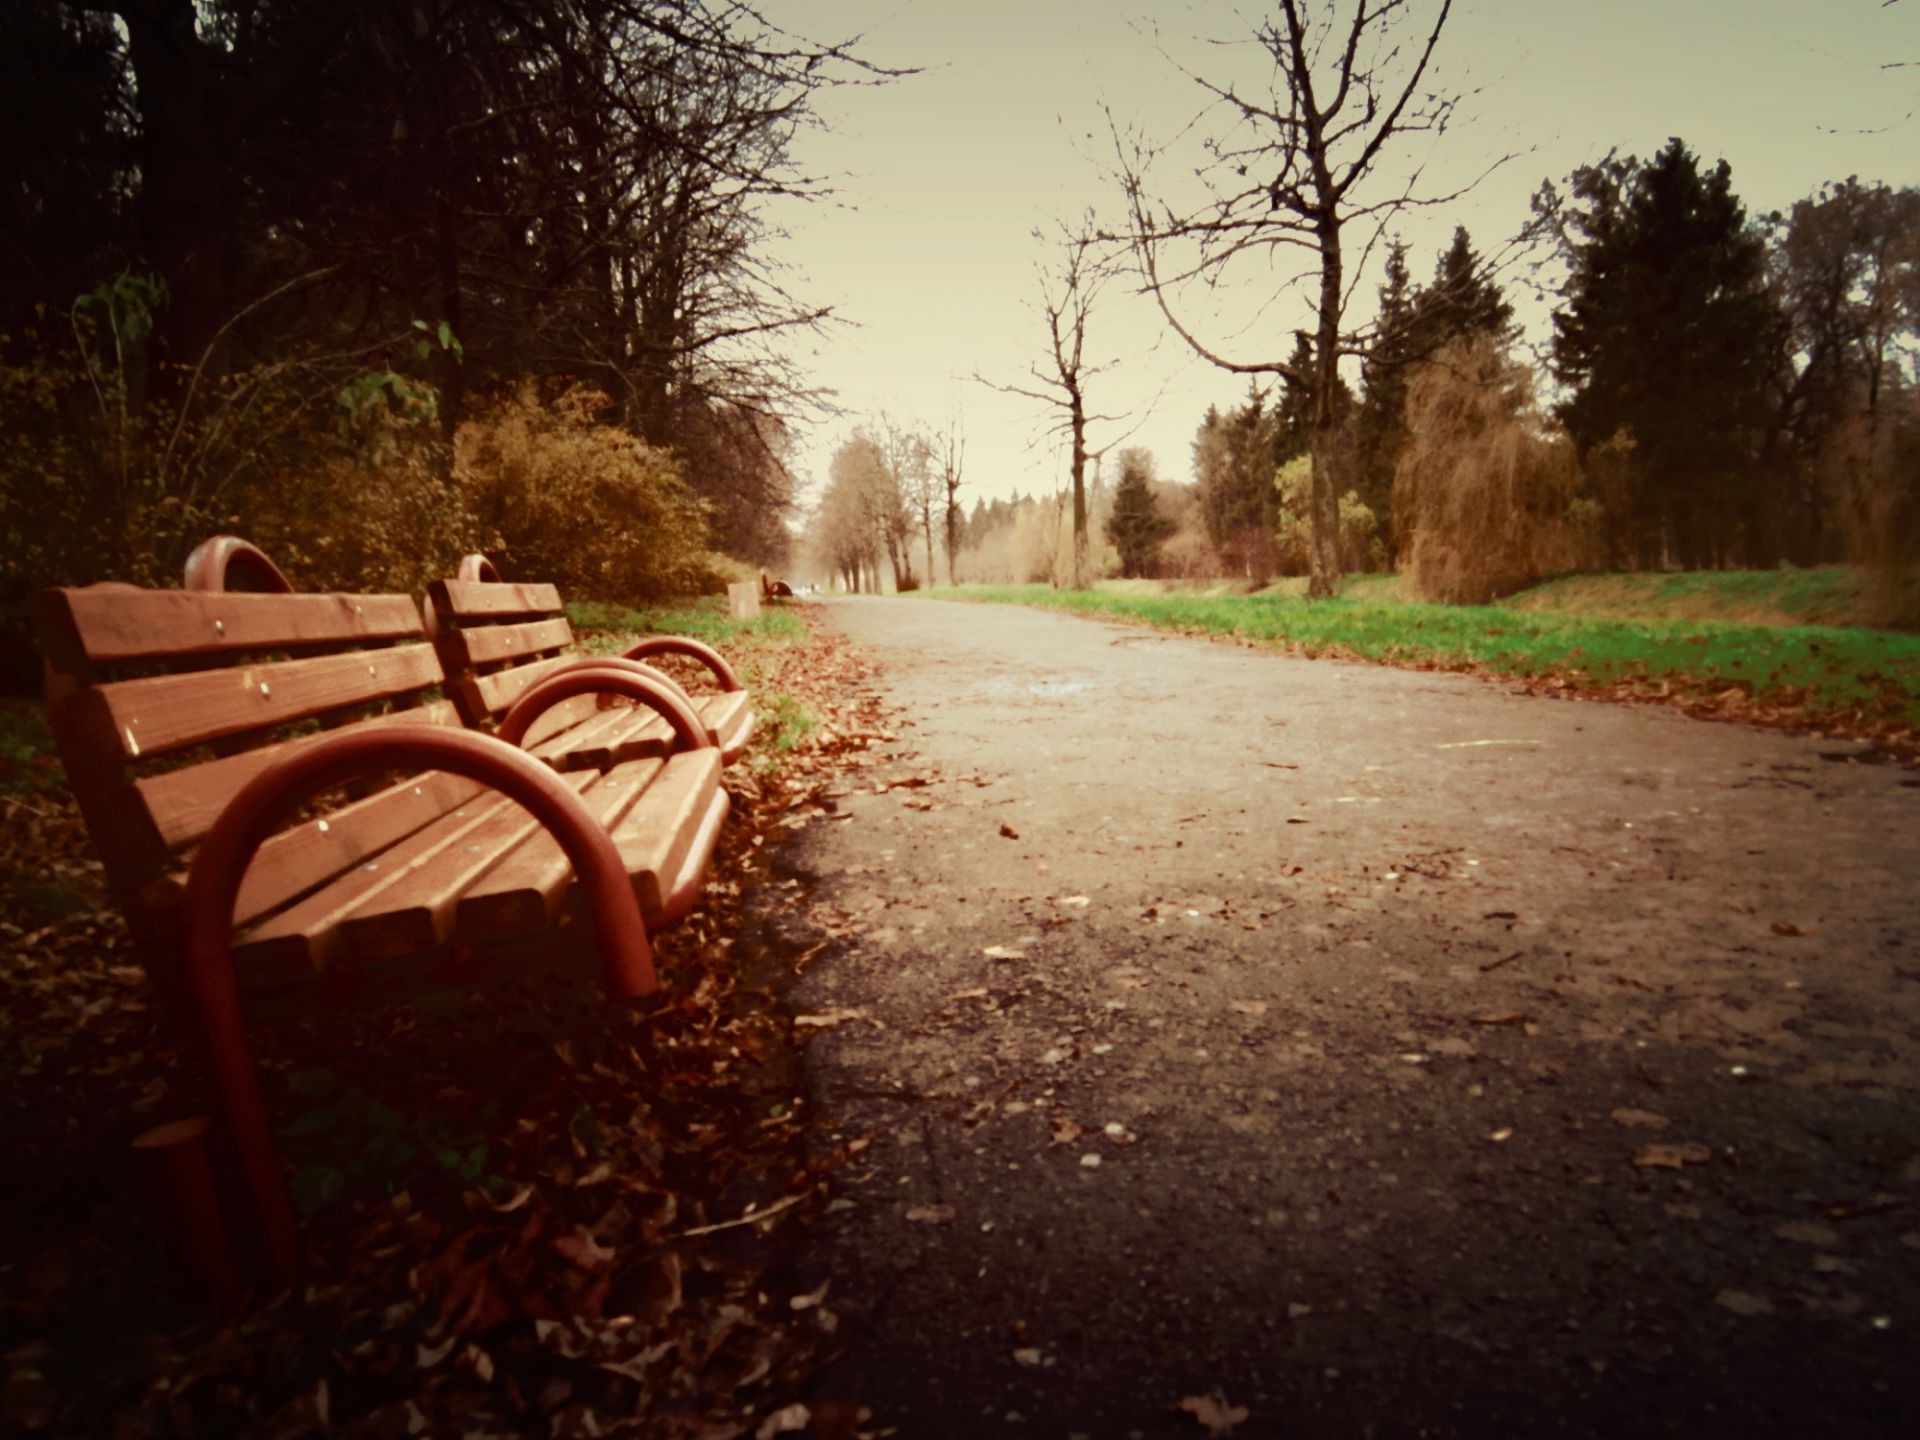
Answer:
[{"left": 774, "top": 597, "right": 1918, "bottom": 1438}]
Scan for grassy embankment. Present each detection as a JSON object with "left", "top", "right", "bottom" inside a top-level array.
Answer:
[
  {"left": 569, "top": 595, "right": 818, "bottom": 761},
  {"left": 920, "top": 569, "right": 1920, "bottom": 738}
]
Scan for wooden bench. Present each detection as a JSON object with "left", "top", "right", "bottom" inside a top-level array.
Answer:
[
  {"left": 426, "top": 554, "right": 755, "bottom": 772},
  {"left": 31, "top": 538, "right": 731, "bottom": 1294}
]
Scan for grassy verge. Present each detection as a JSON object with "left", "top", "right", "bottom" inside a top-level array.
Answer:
[
  {"left": 568, "top": 596, "right": 816, "bottom": 764},
  {"left": 568, "top": 595, "right": 807, "bottom": 648},
  {"left": 921, "top": 584, "right": 1920, "bottom": 738}
]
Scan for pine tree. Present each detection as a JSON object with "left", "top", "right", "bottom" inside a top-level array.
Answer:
[
  {"left": 1407, "top": 226, "right": 1513, "bottom": 354},
  {"left": 1353, "top": 239, "right": 1414, "bottom": 558},
  {"left": 1105, "top": 447, "right": 1174, "bottom": 578},
  {"left": 1550, "top": 139, "right": 1782, "bottom": 567}
]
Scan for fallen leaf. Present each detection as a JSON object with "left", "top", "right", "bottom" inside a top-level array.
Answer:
[
  {"left": 1773, "top": 1220, "right": 1840, "bottom": 1246},
  {"left": 1050, "top": 1117, "right": 1084, "bottom": 1146},
  {"left": 998, "top": 822, "right": 1020, "bottom": 839},
  {"left": 904, "top": 1204, "right": 955, "bottom": 1225},
  {"left": 1633, "top": 1141, "right": 1713, "bottom": 1169},
  {"left": 794, "top": 1008, "right": 877, "bottom": 1030},
  {"left": 1770, "top": 922, "right": 1810, "bottom": 937},
  {"left": 790, "top": 1280, "right": 831, "bottom": 1311},
  {"left": 1175, "top": 1394, "right": 1251, "bottom": 1435},
  {"left": 1610, "top": 1108, "right": 1670, "bottom": 1130},
  {"left": 757, "top": 1403, "right": 812, "bottom": 1439}
]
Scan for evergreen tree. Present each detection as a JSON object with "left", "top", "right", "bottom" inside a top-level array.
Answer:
[
  {"left": 1353, "top": 239, "right": 1415, "bottom": 557},
  {"left": 1105, "top": 447, "right": 1174, "bottom": 578},
  {"left": 1407, "top": 226, "right": 1513, "bottom": 354},
  {"left": 1549, "top": 139, "right": 1783, "bottom": 567}
]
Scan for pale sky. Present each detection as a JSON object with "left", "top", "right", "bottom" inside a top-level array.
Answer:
[{"left": 773, "top": 0, "right": 1917, "bottom": 506}]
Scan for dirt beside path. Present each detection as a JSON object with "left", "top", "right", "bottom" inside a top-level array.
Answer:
[{"left": 770, "top": 596, "right": 1920, "bottom": 1439}]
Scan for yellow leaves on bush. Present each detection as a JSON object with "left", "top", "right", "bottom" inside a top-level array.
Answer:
[{"left": 456, "top": 385, "right": 718, "bottom": 604}]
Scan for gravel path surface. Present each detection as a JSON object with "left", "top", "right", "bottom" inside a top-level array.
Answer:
[{"left": 771, "top": 596, "right": 1919, "bottom": 1439}]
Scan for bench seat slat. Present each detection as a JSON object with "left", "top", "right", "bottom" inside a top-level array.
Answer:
[
  {"left": 32, "top": 589, "right": 424, "bottom": 671},
  {"left": 77, "top": 643, "right": 442, "bottom": 761},
  {"left": 454, "top": 757, "right": 665, "bottom": 934},
  {"left": 233, "top": 767, "right": 487, "bottom": 927},
  {"left": 231, "top": 789, "right": 523, "bottom": 985},
  {"left": 609, "top": 749, "right": 724, "bottom": 920},
  {"left": 333, "top": 772, "right": 597, "bottom": 961}
]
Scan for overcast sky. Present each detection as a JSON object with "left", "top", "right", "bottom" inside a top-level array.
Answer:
[{"left": 772, "top": 0, "right": 1916, "bottom": 507}]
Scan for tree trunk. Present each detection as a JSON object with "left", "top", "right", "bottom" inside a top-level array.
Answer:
[
  {"left": 1070, "top": 397, "right": 1089, "bottom": 589},
  {"left": 1307, "top": 220, "right": 1345, "bottom": 600}
]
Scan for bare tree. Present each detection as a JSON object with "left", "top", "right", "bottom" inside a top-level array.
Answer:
[
  {"left": 978, "top": 216, "right": 1132, "bottom": 588},
  {"left": 936, "top": 414, "right": 967, "bottom": 584},
  {"left": 1113, "top": 0, "right": 1477, "bottom": 598}
]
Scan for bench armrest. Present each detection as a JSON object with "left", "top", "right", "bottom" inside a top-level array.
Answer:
[
  {"left": 621, "top": 636, "right": 743, "bottom": 692},
  {"left": 183, "top": 535, "right": 294, "bottom": 594},
  {"left": 180, "top": 725, "right": 657, "bottom": 1285},
  {"left": 497, "top": 662, "right": 714, "bottom": 753}
]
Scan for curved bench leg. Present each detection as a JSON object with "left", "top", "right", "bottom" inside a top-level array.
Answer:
[{"left": 181, "top": 726, "right": 655, "bottom": 1291}]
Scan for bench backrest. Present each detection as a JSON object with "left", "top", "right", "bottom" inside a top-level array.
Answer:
[
  {"left": 32, "top": 583, "right": 465, "bottom": 969},
  {"left": 426, "top": 568, "right": 600, "bottom": 747}
]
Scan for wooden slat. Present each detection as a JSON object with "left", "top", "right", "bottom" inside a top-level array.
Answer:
[
  {"left": 461, "top": 654, "right": 574, "bottom": 722},
  {"left": 131, "top": 701, "right": 464, "bottom": 851},
  {"left": 697, "top": 691, "right": 751, "bottom": 753},
  {"left": 430, "top": 578, "right": 563, "bottom": 620},
  {"left": 234, "top": 769, "right": 488, "bottom": 926},
  {"left": 333, "top": 773, "right": 596, "bottom": 961},
  {"left": 454, "top": 759, "right": 664, "bottom": 937},
  {"left": 608, "top": 750, "right": 722, "bottom": 918},
  {"left": 32, "top": 588, "right": 424, "bottom": 672},
  {"left": 558, "top": 710, "right": 677, "bottom": 770},
  {"left": 232, "top": 792, "right": 521, "bottom": 984},
  {"left": 73, "top": 643, "right": 443, "bottom": 761},
  {"left": 526, "top": 707, "right": 648, "bottom": 771},
  {"left": 440, "top": 616, "right": 575, "bottom": 668}
]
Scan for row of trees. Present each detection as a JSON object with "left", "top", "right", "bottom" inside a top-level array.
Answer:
[
  {"left": 948, "top": 2, "right": 1913, "bottom": 619},
  {"left": 983, "top": 137, "right": 1914, "bottom": 612}
]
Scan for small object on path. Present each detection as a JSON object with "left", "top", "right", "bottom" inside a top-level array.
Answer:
[{"left": 999, "top": 822, "right": 1020, "bottom": 839}]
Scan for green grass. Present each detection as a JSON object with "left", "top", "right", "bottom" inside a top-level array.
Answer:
[
  {"left": 568, "top": 596, "right": 806, "bottom": 650},
  {"left": 568, "top": 596, "right": 817, "bottom": 764},
  {"left": 920, "top": 584, "right": 1920, "bottom": 729},
  {"left": 0, "top": 699, "right": 64, "bottom": 800}
]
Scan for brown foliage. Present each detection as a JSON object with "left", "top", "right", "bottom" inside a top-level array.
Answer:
[
  {"left": 1394, "top": 337, "right": 1599, "bottom": 604},
  {"left": 457, "top": 387, "right": 719, "bottom": 603},
  {"left": 1830, "top": 397, "right": 1920, "bottom": 629}
]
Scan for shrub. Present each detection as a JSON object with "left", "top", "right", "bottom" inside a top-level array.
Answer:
[
  {"left": 455, "top": 385, "right": 717, "bottom": 602},
  {"left": 1831, "top": 392, "right": 1920, "bottom": 629},
  {"left": 1393, "top": 336, "right": 1599, "bottom": 604},
  {"left": 1273, "top": 454, "right": 1381, "bottom": 576}
]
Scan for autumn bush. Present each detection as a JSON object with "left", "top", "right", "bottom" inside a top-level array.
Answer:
[
  {"left": 1830, "top": 396, "right": 1920, "bottom": 630},
  {"left": 1273, "top": 454, "right": 1382, "bottom": 576},
  {"left": 1393, "top": 336, "right": 1599, "bottom": 604},
  {"left": 455, "top": 385, "right": 718, "bottom": 603}
]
